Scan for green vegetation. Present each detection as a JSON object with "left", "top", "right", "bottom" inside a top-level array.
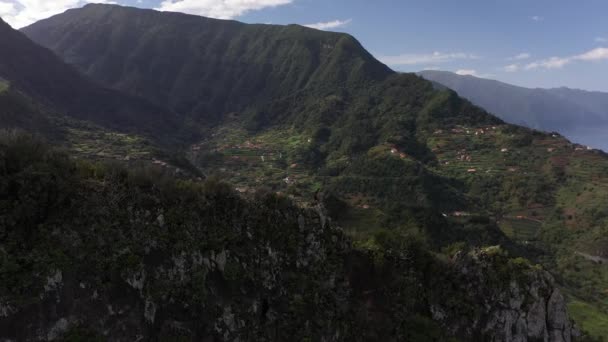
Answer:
[
  {"left": 24, "top": 4, "right": 390, "bottom": 127},
  {"left": 0, "top": 79, "right": 8, "bottom": 93},
  {"left": 569, "top": 300, "right": 608, "bottom": 340},
  {"left": 0, "top": 86, "right": 190, "bottom": 174},
  {"left": 1, "top": 131, "right": 564, "bottom": 341},
  {"left": 4, "top": 4, "right": 607, "bottom": 339},
  {"left": 0, "top": 87, "right": 58, "bottom": 137},
  {"left": 499, "top": 218, "right": 541, "bottom": 241},
  {"left": 0, "top": 17, "right": 185, "bottom": 144},
  {"left": 185, "top": 115, "right": 608, "bottom": 338}
]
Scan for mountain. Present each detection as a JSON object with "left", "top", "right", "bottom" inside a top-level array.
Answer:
[
  {"left": 550, "top": 87, "right": 608, "bottom": 116},
  {"left": 22, "top": 4, "right": 391, "bottom": 125},
  {"left": 22, "top": 4, "right": 498, "bottom": 168},
  {"left": 418, "top": 70, "right": 608, "bottom": 151},
  {"left": 7, "top": 3, "right": 608, "bottom": 340},
  {"left": 0, "top": 18, "right": 180, "bottom": 142},
  {"left": 0, "top": 81, "right": 60, "bottom": 137}
]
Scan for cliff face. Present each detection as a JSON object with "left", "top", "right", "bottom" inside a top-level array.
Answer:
[
  {"left": 1, "top": 204, "right": 351, "bottom": 341},
  {"left": 1, "top": 228, "right": 577, "bottom": 342},
  {"left": 431, "top": 249, "right": 577, "bottom": 342},
  {"left": 0, "top": 134, "right": 352, "bottom": 340},
  {"left": 0, "top": 135, "right": 577, "bottom": 341}
]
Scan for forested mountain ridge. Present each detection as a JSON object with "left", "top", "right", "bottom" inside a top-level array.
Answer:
[
  {"left": 0, "top": 17, "right": 181, "bottom": 142},
  {"left": 549, "top": 87, "right": 608, "bottom": 117},
  {"left": 22, "top": 4, "right": 499, "bottom": 169},
  {"left": 22, "top": 3, "right": 391, "bottom": 125},
  {"left": 0, "top": 3, "right": 606, "bottom": 340}
]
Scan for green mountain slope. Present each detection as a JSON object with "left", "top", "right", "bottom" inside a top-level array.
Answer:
[
  {"left": 0, "top": 83, "right": 60, "bottom": 137},
  {"left": 21, "top": 4, "right": 499, "bottom": 191},
  {"left": 22, "top": 4, "right": 391, "bottom": 124},
  {"left": 0, "top": 82, "right": 190, "bottom": 171},
  {"left": 0, "top": 18, "right": 205, "bottom": 174},
  {"left": 0, "top": 18, "right": 180, "bottom": 142}
]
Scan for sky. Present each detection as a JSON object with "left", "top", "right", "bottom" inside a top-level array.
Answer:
[{"left": 1, "top": 0, "right": 607, "bottom": 92}]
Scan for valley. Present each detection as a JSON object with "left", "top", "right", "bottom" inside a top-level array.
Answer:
[{"left": 0, "top": 3, "right": 606, "bottom": 341}]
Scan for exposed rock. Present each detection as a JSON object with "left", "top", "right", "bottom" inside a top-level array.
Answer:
[
  {"left": 156, "top": 213, "right": 165, "bottom": 227},
  {"left": 0, "top": 156, "right": 581, "bottom": 341},
  {"left": 43, "top": 270, "right": 62, "bottom": 293},
  {"left": 430, "top": 249, "right": 578, "bottom": 341},
  {"left": 0, "top": 303, "right": 14, "bottom": 318},
  {"left": 548, "top": 290, "right": 573, "bottom": 342},
  {"left": 47, "top": 318, "right": 69, "bottom": 341},
  {"left": 214, "top": 250, "right": 227, "bottom": 272},
  {"left": 144, "top": 299, "right": 156, "bottom": 324},
  {"left": 125, "top": 268, "right": 146, "bottom": 292}
]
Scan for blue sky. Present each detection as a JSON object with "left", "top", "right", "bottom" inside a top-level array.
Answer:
[{"left": 1, "top": 0, "right": 607, "bottom": 91}]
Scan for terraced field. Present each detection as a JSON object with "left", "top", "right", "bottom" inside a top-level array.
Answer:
[
  {"left": 47, "top": 116, "right": 197, "bottom": 175},
  {"left": 189, "top": 124, "right": 321, "bottom": 200},
  {"left": 190, "top": 123, "right": 608, "bottom": 239},
  {"left": 499, "top": 217, "right": 542, "bottom": 241},
  {"left": 66, "top": 127, "right": 152, "bottom": 161},
  {"left": 431, "top": 126, "right": 566, "bottom": 176}
]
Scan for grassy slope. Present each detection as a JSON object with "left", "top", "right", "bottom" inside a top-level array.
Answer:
[
  {"left": 569, "top": 300, "right": 608, "bottom": 340},
  {"left": 0, "top": 79, "right": 7, "bottom": 93}
]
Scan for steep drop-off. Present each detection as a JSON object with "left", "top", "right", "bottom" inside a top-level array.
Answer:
[{"left": 0, "top": 132, "right": 576, "bottom": 341}]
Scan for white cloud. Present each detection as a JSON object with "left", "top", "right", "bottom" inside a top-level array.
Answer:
[
  {"left": 454, "top": 69, "right": 493, "bottom": 78},
  {"left": 0, "top": 2, "right": 16, "bottom": 17},
  {"left": 508, "top": 52, "right": 530, "bottom": 61},
  {"left": 0, "top": 0, "right": 289, "bottom": 28},
  {"left": 525, "top": 47, "right": 608, "bottom": 70},
  {"left": 525, "top": 56, "right": 569, "bottom": 70},
  {"left": 531, "top": 15, "right": 543, "bottom": 22},
  {"left": 455, "top": 69, "right": 477, "bottom": 76},
  {"left": 595, "top": 37, "right": 607, "bottom": 43},
  {"left": 156, "top": 0, "right": 293, "bottom": 19},
  {"left": 378, "top": 51, "right": 480, "bottom": 66},
  {"left": 304, "top": 18, "right": 351, "bottom": 30},
  {"left": 0, "top": 0, "right": 116, "bottom": 28},
  {"left": 577, "top": 47, "right": 608, "bottom": 61},
  {"left": 503, "top": 64, "right": 519, "bottom": 72}
]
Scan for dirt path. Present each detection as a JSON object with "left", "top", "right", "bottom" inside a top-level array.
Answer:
[{"left": 576, "top": 251, "right": 608, "bottom": 264}]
